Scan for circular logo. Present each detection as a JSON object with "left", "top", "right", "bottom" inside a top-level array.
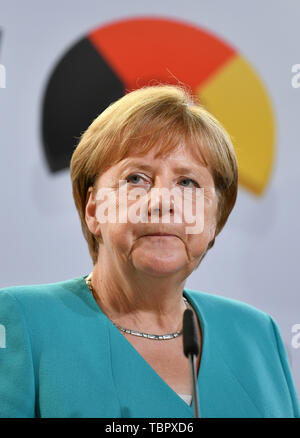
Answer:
[{"left": 41, "top": 16, "right": 275, "bottom": 195}]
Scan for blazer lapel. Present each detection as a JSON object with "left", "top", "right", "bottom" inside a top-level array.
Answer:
[{"left": 108, "top": 321, "right": 194, "bottom": 418}]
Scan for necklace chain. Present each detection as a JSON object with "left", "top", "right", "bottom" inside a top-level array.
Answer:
[{"left": 84, "top": 273, "right": 190, "bottom": 341}]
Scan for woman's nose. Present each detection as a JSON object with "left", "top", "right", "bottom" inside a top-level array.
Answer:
[
  {"left": 147, "top": 191, "right": 175, "bottom": 219},
  {"left": 146, "top": 179, "right": 177, "bottom": 220}
]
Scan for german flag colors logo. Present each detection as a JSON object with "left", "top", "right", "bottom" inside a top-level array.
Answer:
[{"left": 42, "top": 17, "right": 275, "bottom": 196}]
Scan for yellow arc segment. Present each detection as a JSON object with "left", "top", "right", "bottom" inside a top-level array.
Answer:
[{"left": 197, "top": 55, "right": 275, "bottom": 196}]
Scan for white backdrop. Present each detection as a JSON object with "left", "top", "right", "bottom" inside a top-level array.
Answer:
[{"left": 0, "top": 0, "right": 299, "bottom": 398}]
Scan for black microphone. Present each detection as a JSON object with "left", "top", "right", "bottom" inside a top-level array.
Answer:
[{"left": 183, "top": 308, "right": 201, "bottom": 418}]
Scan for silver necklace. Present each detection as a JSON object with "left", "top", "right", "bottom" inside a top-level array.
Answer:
[{"left": 85, "top": 274, "right": 190, "bottom": 341}]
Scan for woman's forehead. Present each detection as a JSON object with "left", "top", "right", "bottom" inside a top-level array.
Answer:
[{"left": 121, "top": 140, "right": 209, "bottom": 167}]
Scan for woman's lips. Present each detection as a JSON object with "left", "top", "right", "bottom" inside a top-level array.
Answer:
[{"left": 143, "top": 233, "right": 178, "bottom": 237}]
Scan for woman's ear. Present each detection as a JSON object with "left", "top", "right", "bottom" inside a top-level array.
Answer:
[{"left": 85, "top": 186, "right": 102, "bottom": 239}]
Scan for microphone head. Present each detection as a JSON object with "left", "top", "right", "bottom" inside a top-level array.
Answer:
[{"left": 183, "top": 308, "right": 199, "bottom": 357}]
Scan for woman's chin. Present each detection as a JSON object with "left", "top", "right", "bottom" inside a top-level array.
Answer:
[{"left": 132, "top": 253, "right": 186, "bottom": 278}]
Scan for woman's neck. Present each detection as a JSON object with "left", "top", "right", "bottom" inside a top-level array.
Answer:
[{"left": 90, "top": 260, "right": 188, "bottom": 333}]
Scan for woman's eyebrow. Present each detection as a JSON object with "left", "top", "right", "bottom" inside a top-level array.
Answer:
[
  {"left": 121, "top": 163, "right": 153, "bottom": 173},
  {"left": 119, "top": 161, "right": 206, "bottom": 176}
]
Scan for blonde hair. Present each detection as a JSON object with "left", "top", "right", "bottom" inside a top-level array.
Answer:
[{"left": 70, "top": 85, "right": 238, "bottom": 265}]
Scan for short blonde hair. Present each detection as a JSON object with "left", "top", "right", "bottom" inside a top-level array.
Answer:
[{"left": 70, "top": 85, "right": 238, "bottom": 265}]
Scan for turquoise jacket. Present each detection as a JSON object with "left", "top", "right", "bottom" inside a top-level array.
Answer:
[{"left": 0, "top": 275, "right": 299, "bottom": 418}]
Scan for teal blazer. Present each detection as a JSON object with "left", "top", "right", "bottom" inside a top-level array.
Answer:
[{"left": 0, "top": 275, "right": 299, "bottom": 418}]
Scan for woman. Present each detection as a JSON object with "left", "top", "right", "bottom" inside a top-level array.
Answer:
[{"left": 0, "top": 85, "right": 299, "bottom": 418}]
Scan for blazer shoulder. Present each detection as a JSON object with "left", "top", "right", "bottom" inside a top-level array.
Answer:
[
  {"left": 184, "top": 288, "right": 271, "bottom": 327},
  {"left": 0, "top": 276, "right": 86, "bottom": 306}
]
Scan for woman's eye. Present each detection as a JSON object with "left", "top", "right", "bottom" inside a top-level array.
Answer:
[
  {"left": 179, "top": 178, "right": 200, "bottom": 188},
  {"left": 126, "top": 174, "right": 149, "bottom": 185},
  {"left": 126, "top": 174, "right": 199, "bottom": 188}
]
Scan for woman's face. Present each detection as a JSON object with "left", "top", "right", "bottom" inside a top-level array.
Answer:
[{"left": 87, "top": 143, "right": 217, "bottom": 278}]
